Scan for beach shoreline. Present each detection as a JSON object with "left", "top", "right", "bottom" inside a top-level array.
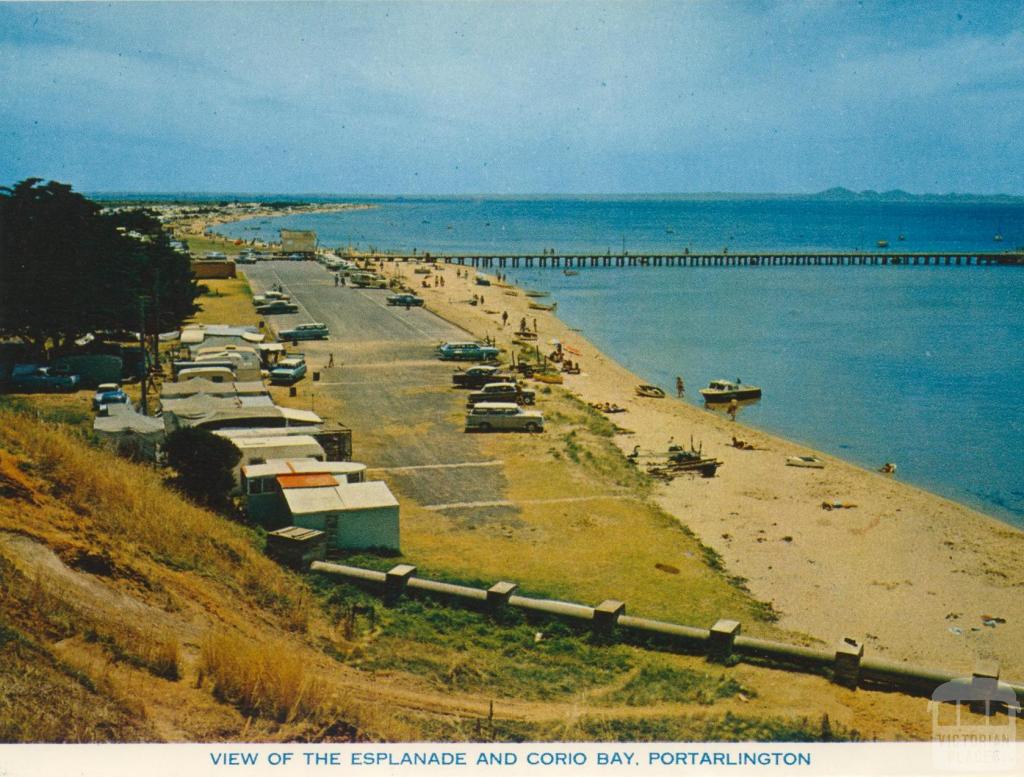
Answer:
[
  {"left": 171, "top": 201, "right": 373, "bottom": 250},
  {"left": 386, "top": 258, "right": 1024, "bottom": 679}
]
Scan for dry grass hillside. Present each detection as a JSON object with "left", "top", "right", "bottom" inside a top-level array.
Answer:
[{"left": 0, "top": 406, "right": 392, "bottom": 741}]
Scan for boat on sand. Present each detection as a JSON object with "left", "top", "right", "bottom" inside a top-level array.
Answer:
[
  {"left": 635, "top": 384, "right": 666, "bottom": 398},
  {"left": 700, "top": 379, "right": 762, "bottom": 402},
  {"left": 787, "top": 455, "right": 825, "bottom": 469}
]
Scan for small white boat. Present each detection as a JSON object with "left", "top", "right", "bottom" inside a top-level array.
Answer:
[
  {"left": 700, "top": 379, "right": 762, "bottom": 402},
  {"left": 786, "top": 455, "right": 825, "bottom": 469}
]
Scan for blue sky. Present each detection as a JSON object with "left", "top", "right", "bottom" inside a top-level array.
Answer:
[{"left": 2, "top": 1, "right": 1023, "bottom": 194}]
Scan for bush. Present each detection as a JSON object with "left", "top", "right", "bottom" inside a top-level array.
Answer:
[{"left": 163, "top": 427, "right": 241, "bottom": 508}]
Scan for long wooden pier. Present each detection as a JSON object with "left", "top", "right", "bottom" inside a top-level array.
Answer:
[{"left": 383, "top": 251, "right": 1024, "bottom": 269}]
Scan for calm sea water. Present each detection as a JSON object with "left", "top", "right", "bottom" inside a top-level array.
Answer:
[{"left": 215, "top": 197, "right": 1024, "bottom": 526}]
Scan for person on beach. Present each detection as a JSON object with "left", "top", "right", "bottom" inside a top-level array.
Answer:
[
  {"left": 532, "top": 317, "right": 538, "bottom": 333},
  {"left": 327, "top": 353, "right": 335, "bottom": 368},
  {"left": 676, "top": 376, "right": 685, "bottom": 397},
  {"left": 440, "top": 275, "right": 445, "bottom": 287},
  {"left": 501, "top": 311, "right": 508, "bottom": 327},
  {"left": 727, "top": 398, "right": 739, "bottom": 421},
  {"left": 334, "top": 274, "right": 339, "bottom": 287}
]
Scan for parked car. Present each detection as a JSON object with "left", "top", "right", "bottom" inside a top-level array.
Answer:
[
  {"left": 465, "top": 402, "right": 543, "bottom": 433},
  {"left": 252, "top": 290, "right": 291, "bottom": 306},
  {"left": 92, "top": 382, "right": 129, "bottom": 409},
  {"left": 270, "top": 356, "right": 308, "bottom": 385},
  {"left": 255, "top": 300, "right": 299, "bottom": 315},
  {"left": 9, "top": 365, "right": 80, "bottom": 393},
  {"left": 438, "top": 342, "right": 500, "bottom": 361},
  {"left": 467, "top": 382, "right": 536, "bottom": 406},
  {"left": 279, "top": 322, "right": 329, "bottom": 341},
  {"left": 437, "top": 341, "right": 478, "bottom": 353},
  {"left": 350, "top": 272, "right": 388, "bottom": 288},
  {"left": 451, "top": 365, "right": 515, "bottom": 389},
  {"left": 235, "top": 253, "right": 257, "bottom": 265},
  {"left": 387, "top": 293, "right": 425, "bottom": 307}
]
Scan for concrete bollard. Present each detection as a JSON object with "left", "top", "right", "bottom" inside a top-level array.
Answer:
[
  {"left": 709, "top": 619, "right": 741, "bottom": 662},
  {"left": 834, "top": 638, "right": 864, "bottom": 689},
  {"left": 384, "top": 564, "right": 417, "bottom": 604},
  {"left": 971, "top": 659, "right": 1000, "bottom": 716},
  {"left": 313, "top": 371, "right": 321, "bottom": 381},
  {"left": 593, "top": 600, "right": 626, "bottom": 636},
  {"left": 487, "top": 581, "right": 518, "bottom": 613}
]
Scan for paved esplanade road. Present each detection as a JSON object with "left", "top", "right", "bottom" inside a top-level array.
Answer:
[{"left": 243, "top": 261, "right": 514, "bottom": 516}]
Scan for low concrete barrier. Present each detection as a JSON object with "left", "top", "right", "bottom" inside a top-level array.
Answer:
[{"left": 312, "top": 561, "right": 1024, "bottom": 705}]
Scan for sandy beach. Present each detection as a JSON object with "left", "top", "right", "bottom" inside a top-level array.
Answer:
[
  {"left": 385, "top": 258, "right": 1024, "bottom": 680},
  {"left": 171, "top": 202, "right": 373, "bottom": 248}
]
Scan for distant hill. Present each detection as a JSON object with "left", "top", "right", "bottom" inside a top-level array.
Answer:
[{"left": 809, "top": 187, "right": 1024, "bottom": 204}]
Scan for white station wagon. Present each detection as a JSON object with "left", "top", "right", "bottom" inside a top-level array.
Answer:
[{"left": 465, "top": 402, "right": 544, "bottom": 433}]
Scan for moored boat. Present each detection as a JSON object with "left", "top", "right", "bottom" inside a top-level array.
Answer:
[{"left": 699, "top": 379, "right": 762, "bottom": 402}]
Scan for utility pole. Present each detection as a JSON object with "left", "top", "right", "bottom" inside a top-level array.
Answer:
[{"left": 138, "top": 297, "right": 148, "bottom": 415}]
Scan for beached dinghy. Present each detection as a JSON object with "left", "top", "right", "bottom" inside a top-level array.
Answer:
[
  {"left": 635, "top": 384, "right": 666, "bottom": 398},
  {"left": 524, "top": 290, "right": 550, "bottom": 298},
  {"left": 786, "top": 455, "right": 825, "bottom": 469},
  {"left": 528, "top": 302, "right": 557, "bottom": 311}
]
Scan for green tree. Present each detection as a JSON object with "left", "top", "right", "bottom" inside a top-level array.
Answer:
[
  {"left": 163, "top": 427, "right": 242, "bottom": 508},
  {"left": 106, "top": 208, "right": 199, "bottom": 335},
  {"left": 0, "top": 178, "right": 199, "bottom": 359}
]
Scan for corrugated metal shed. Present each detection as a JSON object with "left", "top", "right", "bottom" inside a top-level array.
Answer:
[{"left": 282, "top": 481, "right": 398, "bottom": 516}]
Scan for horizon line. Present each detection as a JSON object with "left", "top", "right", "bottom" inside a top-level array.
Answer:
[{"left": 81, "top": 188, "right": 1024, "bottom": 200}]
